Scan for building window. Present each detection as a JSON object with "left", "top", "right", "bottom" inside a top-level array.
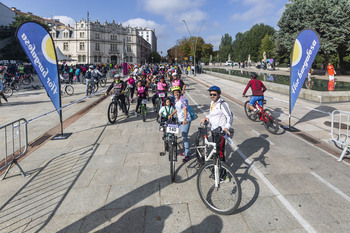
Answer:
[
  {"left": 110, "top": 44, "right": 117, "bottom": 51},
  {"left": 51, "top": 32, "right": 56, "bottom": 38},
  {"left": 83, "top": 55, "right": 86, "bottom": 62},
  {"left": 80, "top": 32, "right": 85, "bottom": 38},
  {"left": 127, "top": 36, "right": 131, "bottom": 42},
  {"left": 110, "top": 35, "right": 117, "bottom": 40},
  {"left": 80, "top": 42, "right": 85, "bottom": 51},
  {"left": 98, "top": 56, "right": 101, "bottom": 62},
  {"left": 94, "top": 56, "right": 97, "bottom": 62},
  {"left": 63, "top": 42, "right": 68, "bottom": 51},
  {"left": 127, "top": 45, "right": 131, "bottom": 52},
  {"left": 78, "top": 55, "right": 82, "bottom": 62},
  {"left": 81, "top": 24, "right": 84, "bottom": 28},
  {"left": 63, "top": 32, "right": 69, "bottom": 38},
  {"left": 95, "top": 43, "right": 100, "bottom": 51},
  {"left": 95, "top": 33, "right": 100, "bottom": 39}
]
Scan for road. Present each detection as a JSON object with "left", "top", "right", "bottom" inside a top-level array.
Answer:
[{"left": 0, "top": 73, "right": 349, "bottom": 232}]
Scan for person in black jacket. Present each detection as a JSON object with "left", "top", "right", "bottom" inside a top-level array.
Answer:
[{"left": 106, "top": 74, "right": 129, "bottom": 117}]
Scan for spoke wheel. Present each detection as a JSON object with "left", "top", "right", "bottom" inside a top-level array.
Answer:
[
  {"left": 94, "top": 83, "right": 99, "bottom": 92},
  {"left": 125, "top": 93, "right": 130, "bottom": 112},
  {"left": 22, "top": 77, "right": 31, "bottom": 85},
  {"left": 155, "top": 99, "right": 161, "bottom": 122},
  {"left": 195, "top": 131, "right": 207, "bottom": 166},
  {"left": 244, "top": 101, "right": 257, "bottom": 121},
  {"left": 99, "top": 78, "right": 107, "bottom": 87},
  {"left": 108, "top": 102, "right": 118, "bottom": 123},
  {"left": 197, "top": 161, "right": 241, "bottom": 215},
  {"left": 65, "top": 85, "right": 74, "bottom": 96},
  {"left": 169, "top": 144, "right": 176, "bottom": 182},
  {"left": 263, "top": 109, "right": 279, "bottom": 134},
  {"left": 82, "top": 77, "right": 86, "bottom": 84},
  {"left": 3, "top": 86, "right": 13, "bottom": 98}
]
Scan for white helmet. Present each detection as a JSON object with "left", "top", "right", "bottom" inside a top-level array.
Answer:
[
  {"left": 114, "top": 74, "right": 121, "bottom": 79},
  {"left": 172, "top": 72, "right": 178, "bottom": 76},
  {"left": 89, "top": 65, "right": 94, "bottom": 69}
]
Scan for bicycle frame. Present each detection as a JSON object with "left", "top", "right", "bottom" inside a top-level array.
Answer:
[
  {"left": 254, "top": 101, "right": 270, "bottom": 122},
  {"left": 196, "top": 134, "right": 217, "bottom": 162}
]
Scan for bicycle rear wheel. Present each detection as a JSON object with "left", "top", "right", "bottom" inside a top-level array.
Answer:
[
  {"left": 65, "top": 85, "right": 74, "bottom": 96},
  {"left": 94, "top": 83, "right": 99, "bottom": 92},
  {"left": 22, "top": 77, "right": 31, "bottom": 85},
  {"left": 125, "top": 93, "right": 130, "bottom": 112},
  {"left": 108, "top": 102, "right": 118, "bottom": 123},
  {"left": 155, "top": 99, "right": 161, "bottom": 122},
  {"left": 244, "top": 101, "right": 257, "bottom": 121},
  {"left": 197, "top": 161, "right": 241, "bottom": 215},
  {"left": 263, "top": 109, "right": 279, "bottom": 134},
  {"left": 169, "top": 144, "right": 176, "bottom": 182}
]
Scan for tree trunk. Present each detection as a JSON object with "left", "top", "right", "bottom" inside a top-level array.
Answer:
[{"left": 337, "top": 46, "right": 347, "bottom": 75}]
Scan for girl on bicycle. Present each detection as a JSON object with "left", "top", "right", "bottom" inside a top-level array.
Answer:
[
  {"left": 127, "top": 74, "right": 136, "bottom": 103},
  {"left": 152, "top": 75, "right": 168, "bottom": 109},
  {"left": 167, "top": 86, "right": 191, "bottom": 162},
  {"left": 159, "top": 97, "right": 174, "bottom": 122},
  {"left": 135, "top": 80, "right": 148, "bottom": 116}
]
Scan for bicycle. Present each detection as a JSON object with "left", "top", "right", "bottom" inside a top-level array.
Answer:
[
  {"left": 140, "top": 98, "right": 148, "bottom": 122},
  {"left": 195, "top": 123, "right": 241, "bottom": 215},
  {"left": 86, "top": 80, "right": 98, "bottom": 96},
  {"left": 61, "top": 81, "right": 74, "bottom": 96},
  {"left": 1, "top": 80, "right": 13, "bottom": 98},
  {"left": 124, "top": 84, "right": 133, "bottom": 112},
  {"left": 107, "top": 94, "right": 127, "bottom": 123},
  {"left": 244, "top": 96, "right": 279, "bottom": 134},
  {"left": 159, "top": 119, "right": 180, "bottom": 182}
]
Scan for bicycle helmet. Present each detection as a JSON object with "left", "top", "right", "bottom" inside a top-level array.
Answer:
[
  {"left": 207, "top": 86, "right": 221, "bottom": 94},
  {"left": 250, "top": 73, "right": 257, "bottom": 79},
  {"left": 172, "top": 72, "right": 178, "bottom": 76},
  {"left": 89, "top": 65, "right": 94, "bottom": 69},
  {"left": 114, "top": 74, "right": 121, "bottom": 79},
  {"left": 171, "top": 86, "right": 181, "bottom": 93}
]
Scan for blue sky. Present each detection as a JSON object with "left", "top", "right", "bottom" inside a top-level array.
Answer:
[{"left": 3, "top": 0, "right": 287, "bottom": 55}]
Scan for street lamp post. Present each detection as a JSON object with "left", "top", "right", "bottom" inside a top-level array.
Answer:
[{"left": 182, "top": 20, "right": 204, "bottom": 76}]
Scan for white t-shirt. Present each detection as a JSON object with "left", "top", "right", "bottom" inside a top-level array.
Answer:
[{"left": 175, "top": 96, "right": 191, "bottom": 123}]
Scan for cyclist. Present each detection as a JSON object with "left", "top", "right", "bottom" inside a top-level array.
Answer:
[
  {"left": 135, "top": 80, "right": 148, "bottom": 116},
  {"left": 85, "top": 65, "right": 102, "bottom": 95},
  {"left": 171, "top": 73, "right": 186, "bottom": 95},
  {"left": 201, "top": 86, "right": 233, "bottom": 163},
  {"left": 242, "top": 73, "right": 266, "bottom": 114},
  {"left": 126, "top": 74, "right": 136, "bottom": 103},
  {"left": 167, "top": 86, "right": 192, "bottom": 162},
  {"left": 152, "top": 75, "right": 168, "bottom": 109},
  {"left": 159, "top": 97, "right": 174, "bottom": 121},
  {"left": 105, "top": 74, "right": 129, "bottom": 117}
]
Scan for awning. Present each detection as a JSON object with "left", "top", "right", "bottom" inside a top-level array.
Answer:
[{"left": 55, "top": 46, "right": 75, "bottom": 61}]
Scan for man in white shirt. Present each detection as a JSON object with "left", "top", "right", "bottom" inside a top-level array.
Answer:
[{"left": 201, "top": 86, "right": 233, "bottom": 161}]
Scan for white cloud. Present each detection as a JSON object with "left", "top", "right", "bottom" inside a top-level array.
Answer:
[
  {"left": 231, "top": 0, "right": 275, "bottom": 21},
  {"left": 206, "top": 35, "right": 222, "bottom": 50},
  {"left": 51, "top": 16, "right": 76, "bottom": 27},
  {"left": 123, "top": 18, "right": 160, "bottom": 31}
]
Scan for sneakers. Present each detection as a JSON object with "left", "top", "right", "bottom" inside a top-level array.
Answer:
[
  {"left": 179, "top": 152, "right": 185, "bottom": 157},
  {"left": 182, "top": 156, "right": 190, "bottom": 163}
]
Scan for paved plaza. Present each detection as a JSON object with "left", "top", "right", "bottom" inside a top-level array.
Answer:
[{"left": 0, "top": 73, "right": 350, "bottom": 233}]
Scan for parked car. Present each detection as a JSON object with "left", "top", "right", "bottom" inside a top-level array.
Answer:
[{"left": 225, "top": 61, "right": 233, "bottom": 66}]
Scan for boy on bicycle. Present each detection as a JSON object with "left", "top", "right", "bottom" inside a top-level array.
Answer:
[
  {"left": 135, "top": 80, "right": 148, "bottom": 116},
  {"left": 105, "top": 74, "right": 129, "bottom": 117},
  {"left": 242, "top": 73, "right": 266, "bottom": 114}
]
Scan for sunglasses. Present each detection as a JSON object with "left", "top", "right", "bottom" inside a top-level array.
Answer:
[{"left": 210, "top": 93, "right": 217, "bottom": 96}]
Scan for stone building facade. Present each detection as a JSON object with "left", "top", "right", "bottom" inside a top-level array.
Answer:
[
  {"left": 136, "top": 27, "right": 157, "bottom": 52},
  {"left": 50, "top": 19, "right": 152, "bottom": 65}
]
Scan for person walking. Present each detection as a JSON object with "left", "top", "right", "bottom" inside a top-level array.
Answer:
[{"left": 327, "top": 63, "right": 336, "bottom": 91}]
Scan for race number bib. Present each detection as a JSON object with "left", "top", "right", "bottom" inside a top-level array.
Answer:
[
  {"left": 166, "top": 124, "right": 179, "bottom": 134},
  {"left": 142, "top": 99, "right": 148, "bottom": 104},
  {"left": 159, "top": 93, "right": 165, "bottom": 98}
]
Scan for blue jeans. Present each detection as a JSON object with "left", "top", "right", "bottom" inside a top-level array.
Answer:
[{"left": 179, "top": 121, "right": 191, "bottom": 157}]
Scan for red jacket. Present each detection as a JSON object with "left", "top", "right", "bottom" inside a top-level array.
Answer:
[{"left": 243, "top": 79, "right": 267, "bottom": 96}]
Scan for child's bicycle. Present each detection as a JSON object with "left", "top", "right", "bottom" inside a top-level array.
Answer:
[
  {"left": 195, "top": 122, "right": 241, "bottom": 215},
  {"left": 107, "top": 94, "right": 127, "bottom": 124},
  {"left": 155, "top": 92, "right": 166, "bottom": 122},
  {"left": 140, "top": 98, "right": 148, "bottom": 122},
  {"left": 244, "top": 95, "right": 279, "bottom": 134}
]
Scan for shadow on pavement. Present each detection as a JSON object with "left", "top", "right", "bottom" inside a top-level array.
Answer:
[
  {"left": 0, "top": 124, "right": 108, "bottom": 233},
  {"left": 181, "top": 215, "right": 223, "bottom": 233},
  {"left": 295, "top": 105, "right": 335, "bottom": 125}
]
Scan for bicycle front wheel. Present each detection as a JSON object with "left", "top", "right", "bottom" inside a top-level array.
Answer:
[
  {"left": 169, "top": 144, "right": 176, "bottom": 182},
  {"left": 22, "top": 77, "right": 31, "bottom": 85},
  {"left": 65, "top": 85, "right": 74, "bottom": 96},
  {"left": 244, "top": 101, "right": 257, "bottom": 121},
  {"left": 197, "top": 161, "right": 241, "bottom": 215},
  {"left": 3, "top": 86, "right": 13, "bottom": 98},
  {"left": 125, "top": 94, "right": 130, "bottom": 112},
  {"left": 108, "top": 102, "right": 118, "bottom": 123},
  {"left": 195, "top": 131, "right": 207, "bottom": 166},
  {"left": 263, "top": 109, "right": 279, "bottom": 134},
  {"left": 99, "top": 78, "right": 107, "bottom": 87}
]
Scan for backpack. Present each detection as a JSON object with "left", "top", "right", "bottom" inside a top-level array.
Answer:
[
  {"left": 85, "top": 71, "right": 92, "bottom": 79},
  {"left": 187, "top": 105, "right": 197, "bottom": 121}
]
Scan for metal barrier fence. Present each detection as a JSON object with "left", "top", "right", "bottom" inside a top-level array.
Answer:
[
  {"left": 331, "top": 110, "right": 350, "bottom": 161},
  {"left": 0, "top": 118, "right": 29, "bottom": 180}
]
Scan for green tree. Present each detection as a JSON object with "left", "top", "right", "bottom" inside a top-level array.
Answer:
[
  {"left": 148, "top": 51, "right": 162, "bottom": 63},
  {"left": 275, "top": 0, "right": 350, "bottom": 73},
  {"left": 0, "top": 15, "right": 50, "bottom": 61},
  {"left": 259, "top": 34, "right": 275, "bottom": 60},
  {"left": 218, "top": 33, "right": 233, "bottom": 62},
  {"left": 232, "top": 24, "right": 275, "bottom": 62}
]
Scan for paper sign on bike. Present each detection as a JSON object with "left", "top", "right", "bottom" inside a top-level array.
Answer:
[
  {"left": 166, "top": 124, "right": 179, "bottom": 134},
  {"left": 142, "top": 99, "right": 148, "bottom": 104},
  {"left": 110, "top": 94, "right": 115, "bottom": 99},
  {"left": 159, "top": 93, "right": 165, "bottom": 98},
  {"left": 128, "top": 84, "right": 133, "bottom": 88}
]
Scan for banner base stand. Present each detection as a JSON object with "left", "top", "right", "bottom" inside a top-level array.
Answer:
[
  {"left": 281, "top": 125, "right": 300, "bottom": 132},
  {"left": 52, "top": 133, "right": 72, "bottom": 140}
]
